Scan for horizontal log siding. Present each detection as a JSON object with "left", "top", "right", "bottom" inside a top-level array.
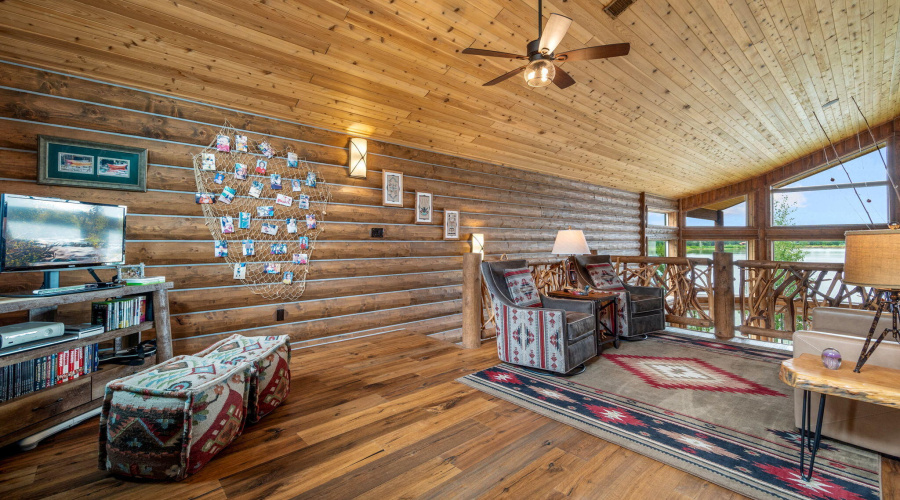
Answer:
[{"left": 0, "top": 61, "right": 655, "bottom": 352}]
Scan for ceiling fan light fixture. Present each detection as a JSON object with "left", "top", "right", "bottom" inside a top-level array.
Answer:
[{"left": 525, "top": 59, "right": 555, "bottom": 87}]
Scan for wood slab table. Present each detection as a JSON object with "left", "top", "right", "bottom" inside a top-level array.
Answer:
[{"left": 779, "top": 353, "right": 900, "bottom": 481}]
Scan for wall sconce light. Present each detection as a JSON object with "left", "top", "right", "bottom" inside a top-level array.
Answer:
[
  {"left": 471, "top": 233, "right": 485, "bottom": 256},
  {"left": 348, "top": 137, "right": 367, "bottom": 178}
]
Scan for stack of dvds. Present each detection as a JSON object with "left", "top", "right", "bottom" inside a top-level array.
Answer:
[
  {"left": 91, "top": 296, "right": 148, "bottom": 331},
  {"left": 0, "top": 344, "right": 100, "bottom": 402}
]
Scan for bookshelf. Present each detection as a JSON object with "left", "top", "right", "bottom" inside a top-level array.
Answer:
[{"left": 0, "top": 282, "right": 173, "bottom": 448}]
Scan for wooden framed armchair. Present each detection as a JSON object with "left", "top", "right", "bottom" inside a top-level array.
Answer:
[
  {"left": 481, "top": 260, "right": 597, "bottom": 374},
  {"left": 572, "top": 255, "right": 665, "bottom": 339}
]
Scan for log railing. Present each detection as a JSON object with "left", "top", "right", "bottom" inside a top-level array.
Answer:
[
  {"left": 736, "top": 260, "right": 873, "bottom": 340},
  {"left": 473, "top": 254, "right": 867, "bottom": 345},
  {"left": 610, "top": 256, "right": 717, "bottom": 330}
]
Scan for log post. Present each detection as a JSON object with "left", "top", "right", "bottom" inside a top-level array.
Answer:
[
  {"left": 712, "top": 251, "right": 735, "bottom": 339},
  {"left": 462, "top": 252, "right": 483, "bottom": 349}
]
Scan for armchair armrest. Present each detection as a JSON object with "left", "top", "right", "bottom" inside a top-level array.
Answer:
[
  {"left": 540, "top": 295, "right": 595, "bottom": 316},
  {"left": 625, "top": 285, "right": 664, "bottom": 298}
]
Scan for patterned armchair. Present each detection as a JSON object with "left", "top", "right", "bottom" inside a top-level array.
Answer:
[
  {"left": 573, "top": 255, "right": 665, "bottom": 339},
  {"left": 481, "top": 260, "right": 598, "bottom": 374}
]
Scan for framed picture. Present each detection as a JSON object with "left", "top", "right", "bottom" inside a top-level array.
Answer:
[
  {"left": 382, "top": 170, "right": 403, "bottom": 207},
  {"left": 444, "top": 209, "right": 460, "bottom": 240},
  {"left": 116, "top": 263, "right": 145, "bottom": 280},
  {"left": 38, "top": 136, "right": 147, "bottom": 192},
  {"left": 415, "top": 191, "right": 432, "bottom": 224}
]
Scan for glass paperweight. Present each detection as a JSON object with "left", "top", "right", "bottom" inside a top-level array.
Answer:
[{"left": 821, "top": 348, "right": 842, "bottom": 370}]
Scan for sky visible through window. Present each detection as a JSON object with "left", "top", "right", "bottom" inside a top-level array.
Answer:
[{"left": 773, "top": 147, "right": 889, "bottom": 226}]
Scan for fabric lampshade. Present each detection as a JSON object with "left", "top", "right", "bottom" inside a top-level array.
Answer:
[
  {"left": 843, "top": 229, "right": 900, "bottom": 289},
  {"left": 552, "top": 229, "right": 590, "bottom": 255}
]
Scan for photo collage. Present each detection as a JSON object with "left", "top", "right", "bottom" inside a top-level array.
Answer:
[{"left": 195, "top": 131, "right": 329, "bottom": 286}]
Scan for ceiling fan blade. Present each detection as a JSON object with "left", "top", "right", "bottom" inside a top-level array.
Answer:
[
  {"left": 539, "top": 13, "right": 573, "bottom": 55},
  {"left": 462, "top": 48, "right": 527, "bottom": 59},
  {"left": 483, "top": 66, "right": 527, "bottom": 86},
  {"left": 556, "top": 43, "right": 630, "bottom": 62},
  {"left": 552, "top": 66, "right": 576, "bottom": 89}
]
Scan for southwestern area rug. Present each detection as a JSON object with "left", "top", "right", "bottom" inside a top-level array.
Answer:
[{"left": 458, "top": 331, "right": 882, "bottom": 500}]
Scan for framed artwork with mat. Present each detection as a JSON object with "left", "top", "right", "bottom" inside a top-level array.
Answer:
[{"left": 38, "top": 135, "right": 148, "bottom": 192}]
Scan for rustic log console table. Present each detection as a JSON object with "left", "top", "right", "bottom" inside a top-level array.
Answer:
[{"left": 779, "top": 353, "right": 900, "bottom": 481}]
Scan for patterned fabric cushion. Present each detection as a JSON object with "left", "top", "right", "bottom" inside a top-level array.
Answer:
[
  {"left": 503, "top": 268, "right": 542, "bottom": 308},
  {"left": 585, "top": 263, "right": 626, "bottom": 291},
  {"left": 491, "top": 292, "right": 567, "bottom": 372},
  {"left": 195, "top": 334, "right": 291, "bottom": 422},
  {"left": 99, "top": 355, "right": 252, "bottom": 480}
]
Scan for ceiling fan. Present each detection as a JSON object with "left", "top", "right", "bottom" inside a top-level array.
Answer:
[{"left": 461, "top": 0, "right": 630, "bottom": 89}]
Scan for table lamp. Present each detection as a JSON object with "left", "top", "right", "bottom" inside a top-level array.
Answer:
[
  {"left": 843, "top": 229, "right": 900, "bottom": 372},
  {"left": 552, "top": 228, "right": 591, "bottom": 288}
]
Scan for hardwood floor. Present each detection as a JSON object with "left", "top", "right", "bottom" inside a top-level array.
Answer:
[{"left": 1, "top": 331, "right": 898, "bottom": 499}]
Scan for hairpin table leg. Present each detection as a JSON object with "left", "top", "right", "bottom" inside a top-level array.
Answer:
[{"left": 799, "top": 390, "right": 827, "bottom": 481}]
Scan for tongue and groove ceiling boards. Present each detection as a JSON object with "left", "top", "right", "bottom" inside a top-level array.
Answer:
[{"left": 0, "top": 0, "right": 898, "bottom": 197}]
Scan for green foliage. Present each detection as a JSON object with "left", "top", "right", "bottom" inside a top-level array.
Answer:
[
  {"left": 654, "top": 240, "right": 666, "bottom": 257},
  {"left": 5, "top": 239, "right": 56, "bottom": 268},
  {"left": 771, "top": 198, "right": 808, "bottom": 263}
]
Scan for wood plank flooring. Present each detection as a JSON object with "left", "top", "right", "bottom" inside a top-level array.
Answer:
[{"left": 0, "top": 331, "right": 898, "bottom": 499}]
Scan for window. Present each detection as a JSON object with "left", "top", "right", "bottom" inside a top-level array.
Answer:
[
  {"left": 685, "top": 196, "right": 747, "bottom": 227},
  {"left": 772, "top": 240, "right": 845, "bottom": 263},
  {"left": 647, "top": 240, "right": 670, "bottom": 257},
  {"left": 647, "top": 211, "right": 668, "bottom": 226},
  {"left": 771, "top": 146, "right": 888, "bottom": 226}
]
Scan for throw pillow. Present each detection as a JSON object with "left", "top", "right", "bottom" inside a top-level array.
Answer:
[
  {"left": 503, "top": 268, "right": 542, "bottom": 308},
  {"left": 585, "top": 263, "right": 626, "bottom": 291}
]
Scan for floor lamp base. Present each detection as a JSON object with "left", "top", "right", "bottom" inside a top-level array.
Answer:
[{"left": 853, "top": 289, "right": 900, "bottom": 373}]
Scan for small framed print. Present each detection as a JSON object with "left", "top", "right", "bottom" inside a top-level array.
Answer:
[
  {"left": 116, "top": 263, "right": 144, "bottom": 280},
  {"left": 382, "top": 170, "right": 403, "bottom": 207},
  {"left": 415, "top": 191, "right": 432, "bottom": 224},
  {"left": 443, "top": 210, "right": 460, "bottom": 240},
  {"left": 39, "top": 136, "right": 147, "bottom": 192}
]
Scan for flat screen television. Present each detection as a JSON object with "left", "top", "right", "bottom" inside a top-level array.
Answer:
[{"left": 0, "top": 194, "right": 126, "bottom": 272}]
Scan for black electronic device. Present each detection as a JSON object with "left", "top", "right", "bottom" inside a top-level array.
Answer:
[{"left": 0, "top": 194, "right": 126, "bottom": 297}]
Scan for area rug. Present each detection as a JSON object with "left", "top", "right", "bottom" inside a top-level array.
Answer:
[{"left": 458, "top": 331, "right": 881, "bottom": 500}]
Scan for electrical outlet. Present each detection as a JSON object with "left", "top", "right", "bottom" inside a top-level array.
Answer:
[
  {"left": 276, "top": 308, "right": 285, "bottom": 321},
  {"left": 371, "top": 228, "right": 384, "bottom": 238}
]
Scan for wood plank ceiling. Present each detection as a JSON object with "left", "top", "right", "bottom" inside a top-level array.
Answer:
[{"left": 0, "top": 0, "right": 897, "bottom": 198}]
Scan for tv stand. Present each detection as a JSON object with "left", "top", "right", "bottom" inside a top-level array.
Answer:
[
  {"left": 0, "top": 282, "right": 173, "bottom": 449},
  {"left": 40, "top": 270, "right": 59, "bottom": 290}
]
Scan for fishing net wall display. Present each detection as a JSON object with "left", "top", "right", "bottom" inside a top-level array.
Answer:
[{"left": 193, "top": 124, "right": 331, "bottom": 300}]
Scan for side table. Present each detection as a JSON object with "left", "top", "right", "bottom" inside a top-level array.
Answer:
[
  {"left": 547, "top": 290, "right": 620, "bottom": 351},
  {"left": 779, "top": 353, "right": 900, "bottom": 481}
]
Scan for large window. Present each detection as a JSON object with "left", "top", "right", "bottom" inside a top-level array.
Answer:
[
  {"left": 771, "top": 146, "right": 888, "bottom": 226},
  {"left": 685, "top": 196, "right": 747, "bottom": 227},
  {"left": 771, "top": 240, "right": 845, "bottom": 263}
]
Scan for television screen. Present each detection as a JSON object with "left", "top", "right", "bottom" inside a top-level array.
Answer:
[{"left": 0, "top": 194, "right": 126, "bottom": 271}]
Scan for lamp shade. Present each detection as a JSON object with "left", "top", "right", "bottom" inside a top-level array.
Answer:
[
  {"left": 843, "top": 229, "right": 900, "bottom": 289},
  {"left": 552, "top": 229, "right": 590, "bottom": 255},
  {"left": 348, "top": 137, "right": 367, "bottom": 178}
]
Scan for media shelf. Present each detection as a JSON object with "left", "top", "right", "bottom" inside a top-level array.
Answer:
[
  {"left": 0, "top": 282, "right": 173, "bottom": 449},
  {"left": 0, "top": 322, "right": 154, "bottom": 369}
]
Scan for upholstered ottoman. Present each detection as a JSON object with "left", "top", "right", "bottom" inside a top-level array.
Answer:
[
  {"left": 196, "top": 334, "right": 291, "bottom": 422},
  {"left": 99, "top": 355, "right": 252, "bottom": 480}
]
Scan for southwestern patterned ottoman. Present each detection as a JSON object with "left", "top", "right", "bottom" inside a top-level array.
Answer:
[
  {"left": 195, "top": 334, "right": 291, "bottom": 423},
  {"left": 99, "top": 355, "right": 252, "bottom": 480}
]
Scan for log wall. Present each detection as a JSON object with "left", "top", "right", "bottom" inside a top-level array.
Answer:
[{"left": 0, "top": 61, "right": 653, "bottom": 354}]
